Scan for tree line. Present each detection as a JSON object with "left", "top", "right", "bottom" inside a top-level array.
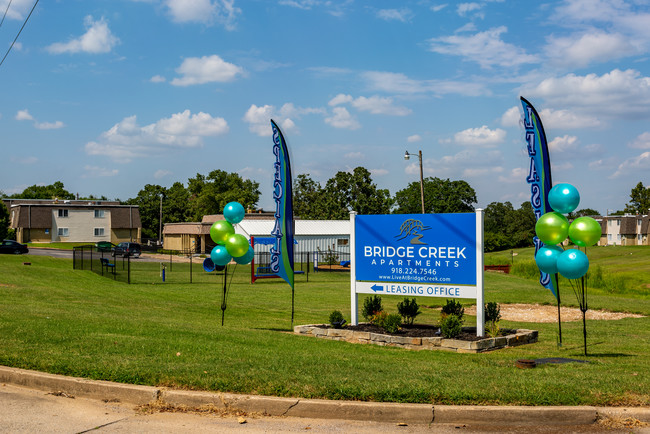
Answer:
[{"left": 2, "top": 175, "right": 649, "bottom": 251}]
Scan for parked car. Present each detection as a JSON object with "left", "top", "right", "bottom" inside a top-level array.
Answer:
[
  {"left": 111, "top": 242, "right": 141, "bottom": 258},
  {"left": 0, "top": 240, "right": 29, "bottom": 254},
  {"left": 95, "top": 241, "right": 116, "bottom": 252}
]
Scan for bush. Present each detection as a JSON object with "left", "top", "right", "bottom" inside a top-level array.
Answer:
[
  {"left": 383, "top": 314, "right": 402, "bottom": 334},
  {"left": 485, "top": 302, "right": 501, "bottom": 324},
  {"left": 397, "top": 297, "right": 421, "bottom": 325},
  {"left": 441, "top": 299, "right": 464, "bottom": 322},
  {"left": 440, "top": 314, "right": 462, "bottom": 338},
  {"left": 329, "top": 310, "right": 346, "bottom": 329},
  {"left": 362, "top": 295, "right": 383, "bottom": 320},
  {"left": 369, "top": 311, "right": 388, "bottom": 327}
]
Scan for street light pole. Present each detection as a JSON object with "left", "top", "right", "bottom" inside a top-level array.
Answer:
[
  {"left": 405, "top": 150, "right": 425, "bottom": 214},
  {"left": 159, "top": 194, "right": 163, "bottom": 245}
]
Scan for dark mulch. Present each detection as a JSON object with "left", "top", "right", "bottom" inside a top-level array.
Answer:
[{"left": 321, "top": 323, "right": 516, "bottom": 342}]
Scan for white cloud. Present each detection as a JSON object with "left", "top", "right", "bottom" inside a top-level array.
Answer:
[
  {"left": 412, "top": 149, "right": 503, "bottom": 179},
  {"left": 524, "top": 69, "right": 650, "bottom": 118},
  {"left": 164, "top": 0, "right": 241, "bottom": 29},
  {"left": 407, "top": 134, "right": 421, "bottom": 143},
  {"left": 500, "top": 106, "right": 520, "bottom": 127},
  {"left": 329, "top": 94, "right": 354, "bottom": 106},
  {"left": 15, "top": 109, "right": 64, "bottom": 130},
  {"left": 376, "top": 8, "right": 412, "bottom": 22},
  {"left": 1, "top": 0, "right": 35, "bottom": 20},
  {"left": 431, "top": 4, "right": 448, "bottom": 13},
  {"left": 370, "top": 168, "right": 389, "bottom": 176},
  {"left": 46, "top": 16, "right": 119, "bottom": 54},
  {"left": 243, "top": 103, "right": 321, "bottom": 136},
  {"left": 150, "top": 75, "right": 166, "bottom": 83},
  {"left": 35, "top": 121, "right": 65, "bottom": 130},
  {"left": 549, "top": 135, "right": 579, "bottom": 153},
  {"left": 629, "top": 132, "right": 650, "bottom": 149},
  {"left": 362, "top": 71, "right": 489, "bottom": 97},
  {"left": 345, "top": 151, "right": 364, "bottom": 159},
  {"left": 453, "top": 126, "right": 506, "bottom": 146},
  {"left": 15, "top": 109, "right": 33, "bottom": 121},
  {"left": 83, "top": 165, "right": 119, "bottom": 178},
  {"left": 170, "top": 55, "right": 244, "bottom": 86},
  {"left": 457, "top": 3, "right": 484, "bottom": 18},
  {"left": 154, "top": 169, "right": 172, "bottom": 179},
  {"left": 498, "top": 167, "right": 527, "bottom": 184},
  {"left": 545, "top": 31, "right": 636, "bottom": 68},
  {"left": 324, "top": 107, "right": 360, "bottom": 130},
  {"left": 85, "top": 110, "right": 229, "bottom": 162},
  {"left": 428, "top": 27, "right": 539, "bottom": 69},
  {"left": 538, "top": 108, "right": 602, "bottom": 129}
]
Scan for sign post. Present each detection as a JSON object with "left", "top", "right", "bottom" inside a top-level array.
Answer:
[{"left": 350, "top": 210, "right": 484, "bottom": 336}]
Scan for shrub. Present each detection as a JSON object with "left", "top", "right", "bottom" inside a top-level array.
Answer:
[
  {"left": 485, "top": 302, "right": 501, "bottom": 324},
  {"left": 329, "top": 310, "right": 346, "bottom": 329},
  {"left": 362, "top": 295, "right": 383, "bottom": 320},
  {"left": 383, "top": 313, "right": 402, "bottom": 334},
  {"left": 369, "top": 311, "right": 388, "bottom": 327},
  {"left": 397, "top": 297, "right": 421, "bottom": 325},
  {"left": 440, "top": 314, "right": 462, "bottom": 339},
  {"left": 441, "top": 299, "right": 464, "bottom": 322}
]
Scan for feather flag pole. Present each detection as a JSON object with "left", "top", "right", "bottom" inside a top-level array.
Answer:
[
  {"left": 270, "top": 119, "right": 296, "bottom": 326},
  {"left": 520, "top": 97, "right": 562, "bottom": 345}
]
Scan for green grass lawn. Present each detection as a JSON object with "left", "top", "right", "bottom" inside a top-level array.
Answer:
[{"left": 0, "top": 250, "right": 648, "bottom": 406}]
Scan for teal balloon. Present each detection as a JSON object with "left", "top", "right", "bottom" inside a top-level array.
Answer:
[
  {"left": 548, "top": 183, "right": 580, "bottom": 214},
  {"left": 210, "top": 220, "right": 234, "bottom": 245},
  {"left": 234, "top": 246, "right": 255, "bottom": 265},
  {"left": 535, "top": 245, "right": 563, "bottom": 275},
  {"left": 223, "top": 202, "right": 245, "bottom": 224},
  {"left": 569, "top": 216, "right": 601, "bottom": 247},
  {"left": 225, "top": 234, "right": 250, "bottom": 258},
  {"left": 535, "top": 212, "right": 569, "bottom": 245},
  {"left": 210, "top": 245, "right": 232, "bottom": 266},
  {"left": 557, "top": 249, "right": 589, "bottom": 279}
]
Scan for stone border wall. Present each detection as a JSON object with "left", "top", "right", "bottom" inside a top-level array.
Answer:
[{"left": 294, "top": 325, "right": 538, "bottom": 353}]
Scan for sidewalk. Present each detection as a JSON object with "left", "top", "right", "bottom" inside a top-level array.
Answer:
[{"left": 1, "top": 365, "right": 648, "bottom": 428}]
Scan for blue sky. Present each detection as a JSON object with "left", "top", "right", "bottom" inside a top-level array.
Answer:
[{"left": 1, "top": 0, "right": 649, "bottom": 215}]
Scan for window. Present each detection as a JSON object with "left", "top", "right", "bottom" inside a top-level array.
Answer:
[
  {"left": 94, "top": 209, "right": 105, "bottom": 218},
  {"left": 337, "top": 238, "right": 349, "bottom": 246},
  {"left": 58, "top": 209, "right": 68, "bottom": 218},
  {"left": 617, "top": 234, "right": 621, "bottom": 242},
  {"left": 608, "top": 234, "right": 612, "bottom": 241},
  {"left": 58, "top": 227, "right": 69, "bottom": 237},
  {"left": 617, "top": 219, "right": 621, "bottom": 226},
  {"left": 45, "top": 229, "right": 49, "bottom": 234},
  {"left": 94, "top": 227, "right": 105, "bottom": 236},
  {"left": 638, "top": 234, "right": 643, "bottom": 242}
]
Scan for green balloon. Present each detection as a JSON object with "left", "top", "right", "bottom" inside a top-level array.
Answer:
[
  {"left": 568, "top": 216, "right": 601, "bottom": 247},
  {"left": 225, "top": 234, "right": 250, "bottom": 258},
  {"left": 210, "top": 220, "right": 234, "bottom": 245},
  {"left": 535, "top": 212, "right": 569, "bottom": 245}
]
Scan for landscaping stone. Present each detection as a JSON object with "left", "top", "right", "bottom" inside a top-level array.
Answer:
[{"left": 294, "top": 324, "right": 537, "bottom": 353}]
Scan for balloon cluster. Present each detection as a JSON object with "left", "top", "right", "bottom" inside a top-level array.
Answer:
[
  {"left": 534, "top": 184, "right": 601, "bottom": 280},
  {"left": 203, "top": 202, "right": 254, "bottom": 272}
]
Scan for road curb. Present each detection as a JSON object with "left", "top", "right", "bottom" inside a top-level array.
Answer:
[{"left": 1, "top": 366, "right": 648, "bottom": 425}]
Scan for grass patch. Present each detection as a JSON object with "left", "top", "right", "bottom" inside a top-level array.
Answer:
[{"left": 0, "top": 251, "right": 649, "bottom": 406}]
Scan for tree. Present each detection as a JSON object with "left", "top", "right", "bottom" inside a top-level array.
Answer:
[
  {"left": 0, "top": 200, "right": 9, "bottom": 240},
  {"left": 293, "top": 174, "right": 326, "bottom": 219},
  {"left": 624, "top": 182, "right": 650, "bottom": 215},
  {"left": 483, "top": 201, "right": 536, "bottom": 252},
  {"left": 164, "top": 182, "right": 191, "bottom": 224},
  {"left": 568, "top": 208, "right": 600, "bottom": 219},
  {"left": 393, "top": 177, "right": 477, "bottom": 214},
  {"left": 126, "top": 184, "right": 166, "bottom": 240},
  {"left": 187, "top": 170, "right": 260, "bottom": 221},
  {"left": 321, "top": 167, "right": 393, "bottom": 219},
  {"left": 9, "top": 181, "right": 75, "bottom": 200}
]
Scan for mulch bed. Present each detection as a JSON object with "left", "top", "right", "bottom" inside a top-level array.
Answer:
[{"left": 322, "top": 323, "right": 516, "bottom": 342}]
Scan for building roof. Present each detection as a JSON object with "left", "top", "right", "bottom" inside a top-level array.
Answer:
[{"left": 236, "top": 220, "right": 350, "bottom": 238}]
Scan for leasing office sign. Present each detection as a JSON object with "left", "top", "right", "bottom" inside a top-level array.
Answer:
[{"left": 349, "top": 211, "right": 485, "bottom": 334}]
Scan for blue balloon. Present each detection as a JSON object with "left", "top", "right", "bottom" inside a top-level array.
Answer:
[
  {"left": 203, "top": 257, "right": 215, "bottom": 272},
  {"left": 557, "top": 249, "right": 589, "bottom": 279},
  {"left": 548, "top": 183, "right": 580, "bottom": 214},
  {"left": 233, "top": 246, "right": 255, "bottom": 265},
  {"left": 223, "top": 202, "right": 245, "bottom": 224},
  {"left": 535, "top": 245, "right": 563, "bottom": 274},
  {"left": 211, "top": 245, "right": 232, "bottom": 266}
]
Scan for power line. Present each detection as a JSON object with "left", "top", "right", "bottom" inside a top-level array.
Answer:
[
  {"left": 0, "top": 0, "right": 39, "bottom": 69},
  {"left": 0, "top": 0, "right": 15, "bottom": 28}
]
